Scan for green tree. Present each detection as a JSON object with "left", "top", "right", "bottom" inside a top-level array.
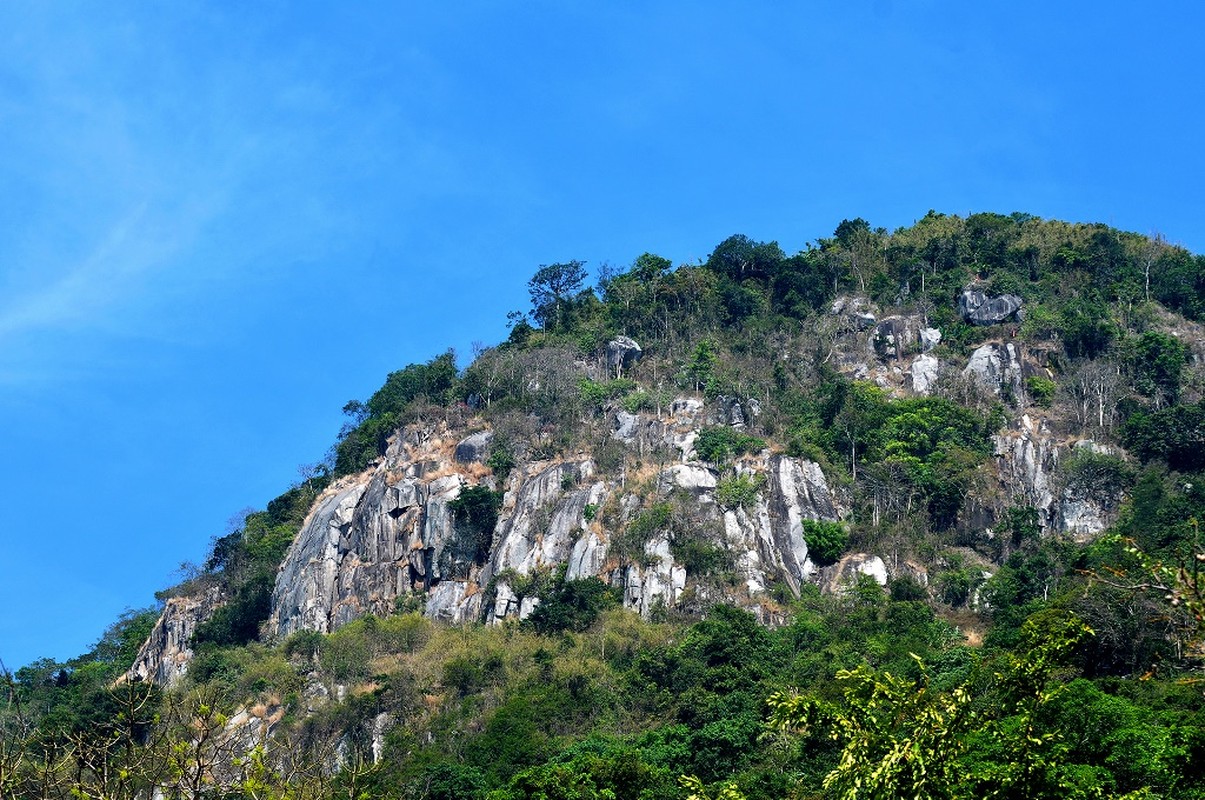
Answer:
[
  {"left": 529, "top": 261, "right": 587, "bottom": 331},
  {"left": 765, "top": 656, "right": 974, "bottom": 800}
]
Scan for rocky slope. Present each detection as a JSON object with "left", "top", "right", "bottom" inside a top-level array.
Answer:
[
  {"left": 130, "top": 289, "right": 1128, "bottom": 686},
  {"left": 266, "top": 394, "right": 844, "bottom": 641}
]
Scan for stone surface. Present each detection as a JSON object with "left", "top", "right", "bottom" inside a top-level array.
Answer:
[
  {"left": 131, "top": 406, "right": 869, "bottom": 681},
  {"left": 125, "top": 585, "right": 225, "bottom": 687},
  {"left": 831, "top": 295, "right": 877, "bottom": 330},
  {"left": 990, "top": 418, "right": 1118, "bottom": 538},
  {"left": 964, "top": 342, "right": 1025, "bottom": 398},
  {"left": 910, "top": 353, "right": 940, "bottom": 395},
  {"left": 819, "top": 553, "right": 889, "bottom": 594},
  {"left": 958, "top": 289, "right": 1022, "bottom": 326},
  {"left": 454, "top": 430, "right": 493, "bottom": 463},
  {"left": 870, "top": 316, "right": 922, "bottom": 360},
  {"left": 606, "top": 336, "right": 643, "bottom": 375}
]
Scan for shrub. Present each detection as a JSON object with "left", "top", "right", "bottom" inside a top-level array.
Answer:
[
  {"left": 1061, "top": 449, "right": 1134, "bottom": 498},
  {"left": 1025, "top": 375, "right": 1056, "bottom": 407},
  {"left": 486, "top": 441, "right": 517, "bottom": 481},
  {"left": 714, "top": 474, "right": 763, "bottom": 510},
  {"left": 802, "top": 519, "right": 847, "bottom": 564},
  {"left": 694, "top": 426, "right": 765, "bottom": 466},
  {"left": 525, "top": 568, "right": 621, "bottom": 635}
]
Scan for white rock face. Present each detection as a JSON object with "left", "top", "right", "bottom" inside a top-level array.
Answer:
[
  {"left": 819, "top": 553, "right": 889, "bottom": 593},
  {"left": 659, "top": 464, "right": 717, "bottom": 493},
  {"left": 624, "top": 535, "right": 686, "bottom": 616},
  {"left": 991, "top": 418, "right": 1118, "bottom": 538},
  {"left": 126, "top": 585, "right": 225, "bottom": 687},
  {"left": 136, "top": 407, "right": 854, "bottom": 681},
  {"left": 910, "top": 353, "right": 940, "bottom": 395},
  {"left": 964, "top": 342, "right": 1025, "bottom": 398}
]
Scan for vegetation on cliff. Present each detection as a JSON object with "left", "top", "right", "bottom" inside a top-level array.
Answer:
[{"left": 5, "top": 210, "right": 1205, "bottom": 799}]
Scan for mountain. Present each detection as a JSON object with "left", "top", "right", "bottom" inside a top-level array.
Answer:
[{"left": 5, "top": 211, "right": 1205, "bottom": 799}]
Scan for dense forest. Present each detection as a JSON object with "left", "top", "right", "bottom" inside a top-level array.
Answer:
[{"left": 3, "top": 211, "right": 1205, "bottom": 799}]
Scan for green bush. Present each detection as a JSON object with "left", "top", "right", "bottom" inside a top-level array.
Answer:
[
  {"left": 525, "top": 568, "right": 621, "bottom": 635},
  {"left": 801, "top": 519, "right": 847, "bottom": 564},
  {"left": 1060, "top": 448, "right": 1134, "bottom": 498},
  {"left": 694, "top": 426, "right": 765, "bottom": 466},
  {"left": 486, "top": 441, "right": 517, "bottom": 481},
  {"left": 714, "top": 474, "right": 763, "bottom": 510},
  {"left": 1025, "top": 375, "right": 1056, "bottom": 407}
]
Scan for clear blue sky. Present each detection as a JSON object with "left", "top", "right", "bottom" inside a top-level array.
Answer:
[{"left": 2, "top": 2, "right": 1202, "bottom": 670}]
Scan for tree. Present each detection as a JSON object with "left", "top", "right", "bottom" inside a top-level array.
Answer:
[
  {"left": 529, "top": 261, "right": 587, "bottom": 331},
  {"left": 764, "top": 656, "right": 974, "bottom": 800}
]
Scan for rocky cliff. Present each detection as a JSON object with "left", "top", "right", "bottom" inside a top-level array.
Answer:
[
  {"left": 265, "top": 395, "right": 844, "bottom": 640},
  {"left": 129, "top": 288, "right": 1138, "bottom": 686},
  {"left": 125, "top": 585, "right": 225, "bottom": 686}
]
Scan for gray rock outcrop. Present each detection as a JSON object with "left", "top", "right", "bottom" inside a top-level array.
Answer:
[
  {"left": 910, "top": 353, "right": 940, "bottom": 395},
  {"left": 964, "top": 342, "right": 1025, "bottom": 398},
  {"left": 125, "top": 585, "right": 225, "bottom": 687},
  {"left": 989, "top": 416, "right": 1118, "bottom": 539},
  {"left": 958, "top": 289, "right": 1022, "bottom": 326},
  {"left": 607, "top": 336, "right": 643, "bottom": 376},
  {"left": 831, "top": 295, "right": 877, "bottom": 330},
  {"left": 454, "top": 430, "right": 493, "bottom": 463}
]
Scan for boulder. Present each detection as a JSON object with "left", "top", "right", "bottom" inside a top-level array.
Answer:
[
  {"left": 871, "top": 316, "right": 921, "bottom": 360},
  {"left": 958, "top": 289, "right": 1022, "bottom": 326},
  {"left": 910, "top": 353, "right": 940, "bottom": 395},
  {"left": 606, "top": 336, "right": 643, "bottom": 376},
  {"left": 454, "top": 430, "right": 493, "bottom": 463},
  {"left": 125, "top": 585, "right": 226, "bottom": 687},
  {"left": 830, "top": 295, "right": 877, "bottom": 330},
  {"left": 964, "top": 342, "right": 1025, "bottom": 398},
  {"left": 819, "top": 553, "right": 889, "bottom": 594}
]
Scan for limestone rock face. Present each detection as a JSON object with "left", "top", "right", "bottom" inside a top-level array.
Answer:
[
  {"left": 819, "top": 553, "right": 889, "bottom": 594},
  {"left": 126, "top": 585, "right": 225, "bottom": 687},
  {"left": 958, "top": 289, "right": 1022, "bottom": 326},
  {"left": 256, "top": 407, "right": 847, "bottom": 643},
  {"left": 870, "top": 316, "right": 924, "bottom": 360},
  {"left": 910, "top": 353, "right": 940, "bottom": 395},
  {"left": 454, "top": 430, "right": 493, "bottom": 463},
  {"left": 606, "top": 336, "right": 643, "bottom": 375},
  {"left": 990, "top": 416, "right": 1119, "bottom": 538},
  {"left": 831, "top": 295, "right": 877, "bottom": 330},
  {"left": 964, "top": 342, "right": 1025, "bottom": 398}
]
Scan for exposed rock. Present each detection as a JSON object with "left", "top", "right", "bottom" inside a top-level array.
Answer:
[
  {"left": 671, "top": 396, "right": 704, "bottom": 419},
  {"left": 659, "top": 464, "right": 717, "bottom": 493},
  {"left": 606, "top": 336, "right": 643, "bottom": 376},
  {"left": 989, "top": 418, "right": 1118, "bottom": 539},
  {"left": 910, "top": 353, "right": 940, "bottom": 395},
  {"left": 831, "top": 295, "right": 877, "bottom": 330},
  {"left": 713, "top": 395, "right": 752, "bottom": 427},
  {"left": 485, "top": 461, "right": 605, "bottom": 590},
  {"left": 993, "top": 416, "right": 1059, "bottom": 521},
  {"left": 963, "top": 342, "right": 1025, "bottom": 398},
  {"left": 1058, "top": 494, "right": 1111, "bottom": 542},
  {"left": 623, "top": 535, "right": 686, "bottom": 616},
  {"left": 454, "top": 430, "right": 493, "bottom": 463},
  {"left": 612, "top": 411, "right": 640, "bottom": 442},
  {"left": 958, "top": 289, "right": 1022, "bottom": 326},
  {"left": 126, "top": 585, "right": 225, "bottom": 687},
  {"left": 870, "top": 316, "right": 922, "bottom": 360},
  {"left": 819, "top": 553, "right": 889, "bottom": 594},
  {"left": 920, "top": 327, "right": 942, "bottom": 351}
]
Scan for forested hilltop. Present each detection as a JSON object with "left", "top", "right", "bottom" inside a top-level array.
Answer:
[{"left": 4, "top": 211, "right": 1205, "bottom": 799}]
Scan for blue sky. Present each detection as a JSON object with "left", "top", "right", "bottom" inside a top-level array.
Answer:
[{"left": 2, "top": 2, "right": 1202, "bottom": 670}]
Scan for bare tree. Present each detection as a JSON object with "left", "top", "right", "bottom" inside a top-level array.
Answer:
[{"left": 1060, "top": 359, "right": 1123, "bottom": 434}]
